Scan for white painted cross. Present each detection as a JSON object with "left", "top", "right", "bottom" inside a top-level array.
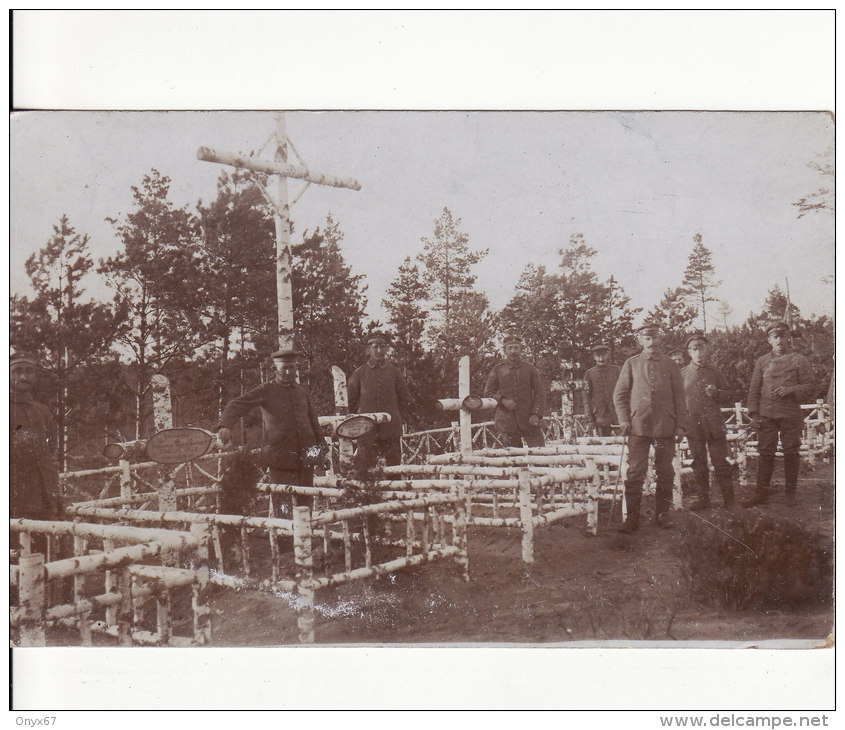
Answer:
[
  {"left": 197, "top": 113, "right": 361, "bottom": 350},
  {"left": 435, "top": 355, "right": 496, "bottom": 454}
]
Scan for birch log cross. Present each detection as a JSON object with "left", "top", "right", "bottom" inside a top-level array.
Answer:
[{"left": 197, "top": 112, "right": 361, "bottom": 351}]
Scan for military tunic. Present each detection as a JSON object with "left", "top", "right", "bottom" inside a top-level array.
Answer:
[
  {"left": 485, "top": 360, "right": 547, "bottom": 441},
  {"left": 682, "top": 362, "right": 730, "bottom": 441},
  {"left": 583, "top": 364, "right": 621, "bottom": 428},
  {"left": 219, "top": 382, "right": 323, "bottom": 471},
  {"left": 10, "top": 391, "right": 59, "bottom": 519}
]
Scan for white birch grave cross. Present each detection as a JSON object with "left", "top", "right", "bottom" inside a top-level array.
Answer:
[
  {"left": 197, "top": 112, "right": 361, "bottom": 351},
  {"left": 435, "top": 356, "right": 496, "bottom": 455}
]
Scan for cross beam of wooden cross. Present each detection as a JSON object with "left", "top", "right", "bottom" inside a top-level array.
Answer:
[{"left": 197, "top": 113, "right": 361, "bottom": 350}]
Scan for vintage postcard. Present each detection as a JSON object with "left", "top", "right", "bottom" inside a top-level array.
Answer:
[{"left": 8, "top": 10, "right": 835, "bottom": 716}]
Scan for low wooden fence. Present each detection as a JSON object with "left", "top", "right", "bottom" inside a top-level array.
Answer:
[
  {"left": 10, "top": 519, "right": 210, "bottom": 647},
  {"left": 328, "top": 459, "right": 602, "bottom": 564},
  {"left": 63, "top": 488, "right": 468, "bottom": 644}
]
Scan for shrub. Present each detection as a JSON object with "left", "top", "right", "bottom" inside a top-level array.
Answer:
[{"left": 675, "top": 512, "right": 832, "bottom": 610}]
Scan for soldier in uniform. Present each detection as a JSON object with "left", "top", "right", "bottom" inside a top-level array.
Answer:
[
  {"left": 745, "top": 322, "right": 815, "bottom": 507},
  {"left": 347, "top": 333, "right": 411, "bottom": 468},
  {"left": 583, "top": 344, "right": 620, "bottom": 437},
  {"left": 682, "top": 334, "right": 734, "bottom": 510},
  {"left": 485, "top": 334, "right": 546, "bottom": 448},
  {"left": 217, "top": 348, "right": 325, "bottom": 516},
  {"left": 668, "top": 348, "right": 687, "bottom": 368},
  {"left": 613, "top": 323, "right": 688, "bottom": 532},
  {"left": 10, "top": 352, "right": 60, "bottom": 520}
]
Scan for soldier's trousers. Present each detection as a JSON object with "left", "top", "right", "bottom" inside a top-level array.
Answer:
[
  {"left": 756, "top": 416, "right": 803, "bottom": 493},
  {"left": 268, "top": 467, "right": 314, "bottom": 517},
  {"left": 356, "top": 435, "right": 402, "bottom": 469},
  {"left": 687, "top": 437, "right": 732, "bottom": 497},
  {"left": 498, "top": 426, "right": 545, "bottom": 448},
  {"left": 625, "top": 435, "right": 675, "bottom": 515}
]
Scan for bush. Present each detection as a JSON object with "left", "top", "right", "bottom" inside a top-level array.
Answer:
[{"left": 675, "top": 512, "right": 832, "bottom": 610}]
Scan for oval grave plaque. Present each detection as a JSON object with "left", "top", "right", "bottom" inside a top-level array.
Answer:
[
  {"left": 461, "top": 394, "right": 484, "bottom": 412},
  {"left": 146, "top": 428, "right": 215, "bottom": 465},
  {"left": 334, "top": 415, "right": 376, "bottom": 439}
]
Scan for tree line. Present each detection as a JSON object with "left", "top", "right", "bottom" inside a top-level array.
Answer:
[{"left": 11, "top": 168, "right": 834, "bottom": 470}]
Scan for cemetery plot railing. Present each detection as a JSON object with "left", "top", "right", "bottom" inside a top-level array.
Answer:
[{"left": 10, "top": 519, "right": 209, "bottom": 647}]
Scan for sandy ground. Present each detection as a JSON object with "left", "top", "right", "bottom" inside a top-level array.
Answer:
[{"left": 208, "top": 459, "right": 834, "bottom": 646}]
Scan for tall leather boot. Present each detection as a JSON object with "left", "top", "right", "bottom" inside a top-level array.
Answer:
[
  {"left": 618, "top": 483, "right": 641, "bottom": 533},
  {"left": 690, "top": 471, "right": 711, "bottom": 511},
  {"left": 655, "top": 480, "right": 674, "bottom": 528},
  {"left": 717, "top": 478, "right": 735, "bottom": 509},
  {"left": 744, "top": 455, "right": 774, "bottom": 507},
  {"left": 784, "top": 453, "right": 801, "bottom": 506}
]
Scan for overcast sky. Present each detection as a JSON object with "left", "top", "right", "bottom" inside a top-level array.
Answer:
[{"left": 11, "top": 110, "right": 833, "bottom": 330}]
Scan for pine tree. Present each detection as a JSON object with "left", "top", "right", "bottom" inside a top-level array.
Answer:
[
  {"left": 292, "top": 215, "right": 369, "bottom": 412},
  {"left": 417, "top": 207, "right": 488, "bottom": 330},
  {"left": 196, "top": 170, "right": 276, "bottom": 416},
  {"left": 383, "top": 256, "right": 429, "bottom": 363},
  {"left": 647, "top": 286, "right": 698, "bottom": 353},
  {"left": 682, "top": 234, "right": 721, "bottom": 334},
  {"left": 11, "top": 215, "right": 124, "bottom": 467},
  {"left": 99, "top": 169, "right": 202, "bottom": 438}
]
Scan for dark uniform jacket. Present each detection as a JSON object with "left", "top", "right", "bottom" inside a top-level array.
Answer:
[
  {"left": 583, "top": 364, "right": 621, "bottom": 427},
  {"left": 347, "top": 362, "right": 410, "bottom": 441},
  {"left": 219, "top": 382, "right": 323, "bottom": 471},
  {"left": 682, "top": 362, "right": 730, "bottom": 441},
  {"left": 748, "top": 351, "right": 814, "bottom": 420},
  {"left": 485, "top": 360, "right": 546, "bottom": 434},
  {"left": 613, "top": 351, "right": 688, "bottom": 439},
  {"left": 10, "top": 391, "right": 59, "bottom": 519}
]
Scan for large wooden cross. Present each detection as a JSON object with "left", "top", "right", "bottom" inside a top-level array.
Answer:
[{"left": 197, "top": 112, "right": 361, "bottom": 350}]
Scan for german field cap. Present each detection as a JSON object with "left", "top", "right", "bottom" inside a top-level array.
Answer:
[
  {"left": 668, "top": 348, "right": 686, "bottom": 358},
  {"left": 10, "top": 351, "right": 40, "bottom": 368},
  {"left": 366, "top": 333, "right": 390, "bottom": 346},
  {"left": 635, "top": 323, "right": 661, "bottom": 335},
  {"left": 766, "top": 322, "right": 790, "bottom": 336},
  {"left": 502, "top": 333, "right": 523, "bottom": 346},
  {"left": 685, "top": 334, "right": 707, "bottom": 348},
  {"left": 591, "top": 344, "right": 610, "bottom": 353},
  {"left": 271, "top": 348, "right": 299, "bottom": 360}
]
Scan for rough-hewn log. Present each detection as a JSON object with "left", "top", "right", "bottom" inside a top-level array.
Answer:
[
  {"left": 310, "top": 547, "right": 461, "bottom": 590},
  {"left": 293, "top": 506, "right": 315, "bottom": 644},
  {"left": 45, "top": 541, "right": 168, "bottom": 580},
  {"left": 312, "top": 494, "right": 457, "bottom": 526},
  {"left": 61, "top": 507, "right": 294, "bottom": 534},
  {"left": 10, "top": 519, "right": 197, "bottom": 550},
  {"left": 518, "top": 471, "right": 534, "bottom": 565},
  {"left": 17, "top": 553, "right": 46, "bottom": 646},
  {"left": 197, "top": 146, "right": 362, "bottom": 191}
]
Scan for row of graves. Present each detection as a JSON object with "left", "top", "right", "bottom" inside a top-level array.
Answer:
[{"left": 11, "top": 360, "right": 834, "bottom": 647}]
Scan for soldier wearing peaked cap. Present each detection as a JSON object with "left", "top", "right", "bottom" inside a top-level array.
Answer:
[
  {"left": 485, "top": 334, "right": 547, "bottom": 448},
  {"left": 744, "top": 321, "right": 814, "bottom": 507},
  {"left": 668, "top": 348, "right": 686, "bottom": 368},
  {"left": 682, "top": 334, "right": 734, "bottom": 510},
  {"left": 10, "top": 351, "right": 61, "bottom": 520},
  {"left": 613, "top": 323, "right": 688, "bottom": 531},
  {"left": 583, "top": 344, "right": 621, "bottom": 437},
  {"left": 217, "top": 347, "right": 325, "bottom": 516},
  {"left": 347, "top": 333, "right": 411, "bottom": 468}
]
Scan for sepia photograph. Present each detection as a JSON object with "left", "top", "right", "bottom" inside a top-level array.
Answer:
[
  {"left": 8, "top": 9, "right": 836, "bottom": 715},
  {"left": 11, "top": 108, "right": 834, "bottom": 646}
]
